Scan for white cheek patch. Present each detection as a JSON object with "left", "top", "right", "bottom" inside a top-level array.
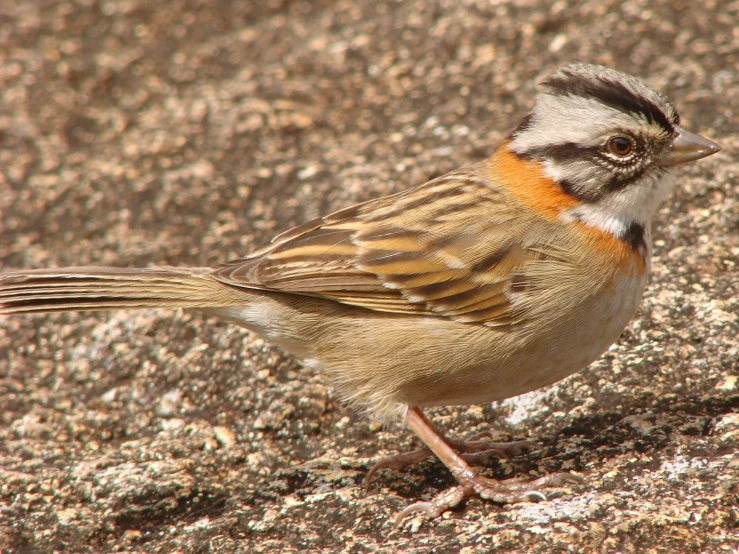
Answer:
[
  {"left": 542, "top": 157, "right": 603, "bottom": 192},
  {"left": 561, "top": 169, "right": 677, "bottom": 234},
  {"left": 559, "top": 204, "right": 629, "bottom": 236}
]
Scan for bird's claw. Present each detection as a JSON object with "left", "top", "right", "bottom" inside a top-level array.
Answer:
[{"left": 394, "top": 471, "right": 581, "bottom": 528}]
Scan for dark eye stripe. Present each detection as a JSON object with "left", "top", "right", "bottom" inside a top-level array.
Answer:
[
  {"left": 602, "top": 167, "right": 649, "bottom": 193},
  {"left": 556, "top": 178, "right": 603, "bottom": 203},
  {"left": 514, "top": 140, "right": 654, "bottom": 198},
  {"left": 515, "top": 141, "right": 587, "bottom": 162}
]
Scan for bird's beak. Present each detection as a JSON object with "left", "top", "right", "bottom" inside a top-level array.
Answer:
[{"left": 657, "top": 126, "right": 721, "bottom": 166}]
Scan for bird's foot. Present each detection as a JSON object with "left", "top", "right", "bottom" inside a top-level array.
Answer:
[{"left": 394, "top": 471, "right": 582, "bottom": 527}]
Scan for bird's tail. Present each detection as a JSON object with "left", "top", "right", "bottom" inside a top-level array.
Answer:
[{"left": 0, "top": 266, "right": 243, "bottom": 315}]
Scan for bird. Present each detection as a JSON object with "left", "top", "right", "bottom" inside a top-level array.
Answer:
[{"left": 0, "top": 63, "right": 721, "bottom": 525}]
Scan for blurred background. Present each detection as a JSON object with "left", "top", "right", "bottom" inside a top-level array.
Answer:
[{"left": 0, "top": 1, "right": 737, "bottom": 552}]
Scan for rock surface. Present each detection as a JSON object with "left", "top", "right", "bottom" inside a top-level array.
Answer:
[{"left": 0, "top": 1, "right": 737, "bottom": 552}]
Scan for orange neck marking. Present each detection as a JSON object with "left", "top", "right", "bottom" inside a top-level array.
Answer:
[
  {"left": 487, "top": 141, "right": 579, "bottom": 220},
  {"left": 487, "top": 142, "right": 646, "bottom": 270}
]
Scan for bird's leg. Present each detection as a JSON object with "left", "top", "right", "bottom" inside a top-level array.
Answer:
[
  {"left": 392, "top": 407, "right": 580, "bottom": 526},
  {"left": 365, "top": 413, "right": 538, "bottom": 490}
]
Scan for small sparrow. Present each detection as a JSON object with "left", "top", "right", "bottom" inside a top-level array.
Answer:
[{"left": 0, "top": 63, "right": 721, "bottom": 524}]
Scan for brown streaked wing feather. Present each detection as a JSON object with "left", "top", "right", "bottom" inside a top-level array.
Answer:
[
  {"left": 214, "top": 165, "right": 555, "bottom": 324},
  {"left": 216, "top": 222, "right": 385, "bottom": 294}
]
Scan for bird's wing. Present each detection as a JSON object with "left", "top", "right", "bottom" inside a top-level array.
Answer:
[{"left": 214, "top": 166, "right": 570, "bottom": 326}]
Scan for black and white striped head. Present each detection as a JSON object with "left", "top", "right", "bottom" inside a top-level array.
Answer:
[{"left": 509, "top": 63, "right": 720, "bottom": 236}]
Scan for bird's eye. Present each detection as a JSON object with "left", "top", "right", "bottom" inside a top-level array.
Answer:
[{"left": 608, "top": 136, "right": 633, "bottom": 156}]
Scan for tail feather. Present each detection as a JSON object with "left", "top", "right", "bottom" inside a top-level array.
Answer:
[{"left": 0, "top": 266, "right": 245, "bottom": 315}]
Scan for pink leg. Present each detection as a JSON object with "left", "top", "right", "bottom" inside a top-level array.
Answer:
[
  {"left": 393, "top": 407, "right": 581, "bottom": 526},
  {"left": 365, "top": 421, "right": 538, "bottom": 490}
]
